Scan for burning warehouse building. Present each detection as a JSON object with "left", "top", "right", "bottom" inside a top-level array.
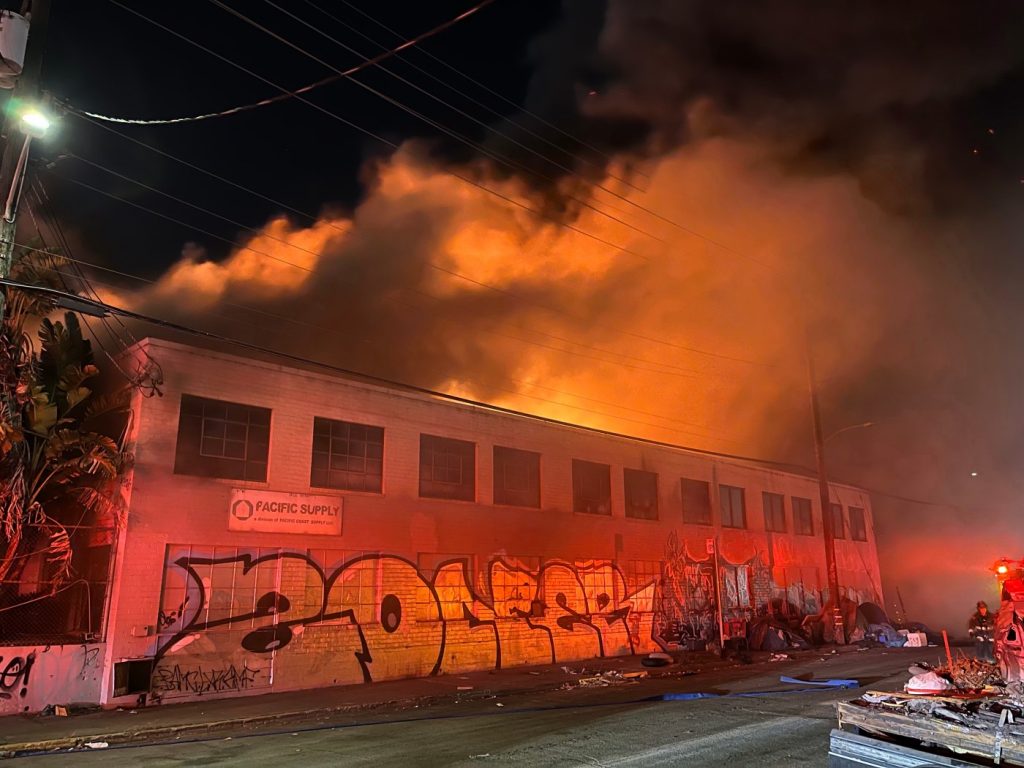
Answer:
[{"left": 1, "top": 337, "right": 881, "bottom": 712}]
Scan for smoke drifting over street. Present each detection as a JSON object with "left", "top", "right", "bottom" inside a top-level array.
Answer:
[{"left": 99, "top": 1, "right": 1024, "bottom": 631}]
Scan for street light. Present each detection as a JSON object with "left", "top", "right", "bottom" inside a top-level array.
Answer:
[{"left": 19, "top": 107, "right": 50, "bottom": 138}]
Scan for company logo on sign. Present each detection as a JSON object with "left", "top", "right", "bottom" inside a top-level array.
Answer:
[
  {"left": 231, "top": 499, "right": 254, "bottom": 521},
  {"left": 228, "top": 490, "right": 343, "bottom": 536}
]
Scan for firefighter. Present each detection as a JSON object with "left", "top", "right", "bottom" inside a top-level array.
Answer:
[{"left": 968, "top": 600, "right": 995, "bottom": 663}]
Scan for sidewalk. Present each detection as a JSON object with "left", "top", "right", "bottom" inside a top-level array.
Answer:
[{"left": 0, "top": 646, "right": 896, "bottom": 758}]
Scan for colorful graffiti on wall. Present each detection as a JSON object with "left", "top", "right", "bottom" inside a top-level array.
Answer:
[{"left": 152, "top": 549, "right": 658, "bottom": 699}]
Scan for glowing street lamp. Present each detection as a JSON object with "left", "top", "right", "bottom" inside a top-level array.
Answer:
[{"left": 19, "top": 106, "right": 50, "bottom": 138}]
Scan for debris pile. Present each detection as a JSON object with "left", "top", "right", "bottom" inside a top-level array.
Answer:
[
  {"left": 859, "top": 689, "right": 1024, "bottom": 736},
  {"left": 563, "top": 670, "right": 649, "bottom": 689}
]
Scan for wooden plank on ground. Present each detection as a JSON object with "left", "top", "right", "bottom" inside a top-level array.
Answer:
[{"left": 836, "top": 702, "right": 1024, "bottom": 766}]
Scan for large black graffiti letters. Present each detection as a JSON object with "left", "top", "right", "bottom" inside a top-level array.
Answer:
[
  {"left": 0, "top": 653, "right": 36, "bottom": 700},
  {"left": 155, "top": 552, "right": 656, "bottom": 685}
]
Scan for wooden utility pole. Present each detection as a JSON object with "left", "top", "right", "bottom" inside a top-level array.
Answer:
[{"left": 805, "top": 331, "right": 845, "bottom": 644}]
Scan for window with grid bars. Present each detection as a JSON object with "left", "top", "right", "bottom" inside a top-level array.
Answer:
[
  {"left": 572, "top": 459, "right": 611, "bottom": 515},
  {"left": 624, "top": 468, "right": 658, "bottom": 520},
  {"left": 493, "top": 446, "right": 540, "bottom": 507},
  {"left": 681, "top": 478, "right": 712, "bottom": 525},
  {"left": 310, "top": 417, "right": 384, "bottom": 492},
  {"left": 762, "top": 492, "right": 786, "bottom": 532},
  {"left": 174, "top": 394, "right": 270, "bottom": 481},
  {"left": 719, "top": 485, "right": 746, "bottom": 528},
  {"left": 419, "top": 434, "right": 475, "bottom": 501},
  {"left": 848, "top": 507, "right": 868, "bottom": 541},
  {"left": 792, "top": 497, "right": 814, "bottom": 536},
  {"left": 830, "top": 503, "right": 846, "bottom": 539}
]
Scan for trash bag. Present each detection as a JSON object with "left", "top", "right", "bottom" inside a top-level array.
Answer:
[
  {"left": 866, "top": 623, "right": 906, "bottom": 647},
  {"left": 905, "top": 671, "right": 953, "bottom": 695}
]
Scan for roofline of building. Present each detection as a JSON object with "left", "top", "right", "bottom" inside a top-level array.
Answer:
[{"left": 119, "top": 335, "right": 870, "bottom": 496}]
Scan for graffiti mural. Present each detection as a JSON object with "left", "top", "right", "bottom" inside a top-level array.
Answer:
[
  {"left": 153, "top": 662, "right": 262, "bottom": 694},
  {"left": 152, "top": 548, "right": 657, "bottom": 699},
  {"left": 0, "top": 644, "right": 103, "bottom": 715},
  {"left": 0, "top": 653, "right": 35, "bottom": 701}
]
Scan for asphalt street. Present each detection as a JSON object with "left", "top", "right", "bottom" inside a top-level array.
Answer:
[{"left": 13, "top": 649, "right": 923, "bottom": 767}]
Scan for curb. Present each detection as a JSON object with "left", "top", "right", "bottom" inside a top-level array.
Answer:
[{"left": 0, "top": 681, "right": 570, "bottom": 758}]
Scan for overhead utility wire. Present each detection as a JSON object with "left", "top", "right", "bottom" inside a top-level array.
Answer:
[
  {"left": 301, "top": 0, "right": 646, "bottom": 194},
  {"left": 70, "top": 115, "right": 769, "bottom": 368},
  {"left": 44, "top": 174, "right": 712, "bottom": 382},
  {"left": 74, "top": 0, "right": 497, "bottom": 125},
  {"left": 212, "top": 0, "right": 665, "bottom": 249},
  {"left": 4, "top": 275, "right": 980, "bottom": 507},
  {"left": 262, "top": 0, "right": 698, "bottom": 253},
  {"left": 0, "top": 263, "right": 727, "bottom": 441},
  {"left": 329, "top": 0, "right": 646, "bottom": 180},
  {"left": 62, "top": 152, "right": 765, "bottom": 370},
  {"left": 101, "top": 0, "right": 650, "bottom": 265},
  {"left": 0, "top": 278, "right": 813, "bottom": 469},
  {"left": 219, "top": 0, "right": 774, "bottom": 273}
]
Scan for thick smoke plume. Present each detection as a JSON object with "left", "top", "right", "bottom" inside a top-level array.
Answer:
[{"left": 105, "top": 1, "right": 1024, "bottom": 633}]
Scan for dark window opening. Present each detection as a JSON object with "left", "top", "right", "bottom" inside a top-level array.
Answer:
[
  {"left": 419, "top": 434, "right": 475, "bottom": 501},
  {"left": 624, "top": 468, "right": 659, "bottom": 520},
  {"left": 830, "top": 503, "right": 846, "bottom": 539},
  {"left": 174, "top": 394, "right": 270, "bottom": 481},
  {"left": 114, "top": 659, "right": 154, "bottom": 697},
  {"left": 572, "top": 459, "right": 611, "bottom": 515},
  {"left": 720, "top": 485, "right": 746, "bottom": 529},
  {"left": 763, "top": 492, "right": 786, "bottom": 533},
  {"left": 493, "top": 446, "right": 541, "bottom": 507},
  {"left": 793, "top": 497, "right": 814, "bottom": 536},
  {"left": 681, "top": 478, "right": 712, "bottom": 525},
  {"left": 310, "top": 417, "right": 383, "bottom": 493},
  {"left": 849, "top": 507, "right": 868, "bottom": 541}
]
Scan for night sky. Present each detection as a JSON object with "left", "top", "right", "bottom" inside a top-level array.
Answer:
[{"left": 9, "top": 0, "right": 1024, "bottom": 627}]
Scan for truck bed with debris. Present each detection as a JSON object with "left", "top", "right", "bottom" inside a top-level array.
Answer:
[{"left": 830, "top": 690, "right": 1024, "bottom": 767}]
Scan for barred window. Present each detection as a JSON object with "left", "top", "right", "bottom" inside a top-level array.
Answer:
[
  {"left": 624, "top": 468, "right": 658, "bottom": 520},
  {"left": 174, "top": 394, "right": 270, "bottom": 482},
  {"left": 310, "top": 417, "right": 383, "bottom": 493},
  {"left": 762, "top": 492, "right": 786, "bottom": 532},
  {"left": 419, "top": 434, "right": 475, "bottom": 501},
  {"left": 720, "top": 485, "right": 746, "bottom": 529},
  {"left": 830, "top": 503, "right": 846, "bottom": 539},
  {"left": 793, "top": 497, "right": 814, "bottom": 536},
  {"left": 849, "top": 507, "right": 868, "bottom": 541},
  {"left": 572, "top": 459, "right": 611, "bottom": 515},
  {"left": 493, "top": 446, "right": 540, "bottom": 508},
  {"left": 681, "top": 478, "right": 712, "bottom": 525}
]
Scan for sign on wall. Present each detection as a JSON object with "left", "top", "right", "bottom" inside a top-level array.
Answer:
[{"left": 229, "top": 489, "right": 343, "bottom": 535}]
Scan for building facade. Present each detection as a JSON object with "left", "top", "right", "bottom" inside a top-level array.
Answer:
[{"left": 1, "top": 338, "right": 882, "bottom": 713}]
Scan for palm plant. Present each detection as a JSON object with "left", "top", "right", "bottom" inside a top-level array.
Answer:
[{"left": 0, "top": 251, "right": 132, "bottom": 595}]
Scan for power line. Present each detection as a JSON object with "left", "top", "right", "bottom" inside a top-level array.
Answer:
[
  {"left": 0, "top": 277, "right": 813, "bottom": 468},
  {"left": 99, "top": 0, "right": 652, "bottom": 265},
  {"left": 300, "top": 0, "right": 647, "bottom": 195},
  {"left": 264, "top": 0, "right": 748, "bottom": 270},
  {"left": 0, "top": 266, "right": 733, "bottom": 442},
  {"left": 223, "top": 0, "right": 776, "bottom": 274},
  {"left": 212, "top": 0, "right": 666, "bottom": 250},
  {"left": 330, "top": 0, "right": 648, "bottom": 181},
  {"left": 3, "top": 278, "right": 964, "bottom": 508},
  {"left": 59, "top": 150, "right": 771, "bottom": 369},
  {"left": 7, "top": 237, "right": 734, "bottom": 440},
  {"left": 73, "top": 0, "right": 497, "bottom": 125}
]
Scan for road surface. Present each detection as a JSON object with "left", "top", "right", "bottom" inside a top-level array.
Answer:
[{"left": 16, "top": 650, "right": 918, "bottom": 767}]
